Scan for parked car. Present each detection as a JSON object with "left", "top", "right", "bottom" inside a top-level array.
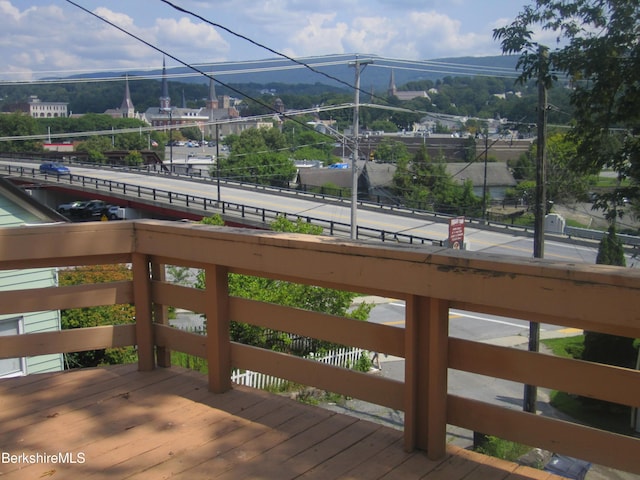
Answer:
[
  {"left": 79, "top": 200, "right": 110, "bottom": 218},
  {"left": 57, "top": 200, "right": 86, "bottom": 216},
  {"left": 39, "top": 162, "right": 70, "bottom": 175},
  {"left": 70, "top": 201, "right": 90, "bottom": 217}
]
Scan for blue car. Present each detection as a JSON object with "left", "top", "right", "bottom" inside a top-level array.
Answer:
[{"left": 39, "top": 162, "right": 70, "bottom": 175}]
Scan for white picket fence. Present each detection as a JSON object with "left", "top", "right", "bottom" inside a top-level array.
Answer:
[{"left": 231, "top": 347, "right": 367, "bottom": 390}]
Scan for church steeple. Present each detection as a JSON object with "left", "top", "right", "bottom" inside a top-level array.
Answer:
[
  {"left": 120, "top": 74, "right": 135, "bottom": 117},
  {"left": 159, "top": 57, "right": 171, "bottom": 110},
  {"left": 388, "top": 69, "right": 397, "bottom": 97},
  {"left": 206, "top": 72, "right": 219, "bottom": 109}
]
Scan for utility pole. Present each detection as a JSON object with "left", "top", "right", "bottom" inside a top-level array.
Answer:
[
  {"left": 524, "top": 46, "right": 548, "bottom": 414},
  {"left": 481, "top": 127, "right": 489, "bottom": 223},
  {"left": 216, "top": 123, "right": 220, "bottom": 203},
  {"left": 348, "top": 57, "right": 372, "bottom": 240}
]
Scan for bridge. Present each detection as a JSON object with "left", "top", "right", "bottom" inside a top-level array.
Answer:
[{"left": 1, "top": 159, "right": 637, "bottom": 267}]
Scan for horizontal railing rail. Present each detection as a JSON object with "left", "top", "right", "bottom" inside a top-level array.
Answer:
[{"left": 0, "top": 220, "right": 639, "bottom": 474}]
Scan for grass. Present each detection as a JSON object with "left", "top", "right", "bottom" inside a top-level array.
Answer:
[
  {"left": 549, "top": 391, "right": 632, "bottom": 435},
  {"left": 541, "top": 335, "right": 585, "bottom": 359},
  {"left": 594, "top": 175, "right": 630, "bottom": 188},
  {"left": 473, "top": 335, "right": 635, "bottom": 466},
  {"left": 564, "top": 218, "right": 592, "bottom": 229},
  {"left": 475, "top": 436, "right": 532, "bottom": 463},
  {"left": 542, "top": 335, "right": 634, "bottom": 436}
]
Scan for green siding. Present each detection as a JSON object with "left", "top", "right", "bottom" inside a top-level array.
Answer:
[
  {"left": 0, "top": 195, "right": 45, "bottom": 226},
  {"left": 0, "top": 269, "right": 64, "bottom": 375},
  {"left": 1, "top": 183, "right": 66, "bottom": 376}
]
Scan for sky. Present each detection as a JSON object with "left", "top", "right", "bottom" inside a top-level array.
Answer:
[{"left": 0, "top": 0, "right": 541, "bottom": 82}]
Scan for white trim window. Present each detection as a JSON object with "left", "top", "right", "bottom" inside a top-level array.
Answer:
[{"left": 0, "top": 316, "right": 26, "bottom": 378}]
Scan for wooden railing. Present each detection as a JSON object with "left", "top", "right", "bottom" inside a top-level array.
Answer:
[{"left": 0, "top": 220, "right": 639, "bottom": 474}]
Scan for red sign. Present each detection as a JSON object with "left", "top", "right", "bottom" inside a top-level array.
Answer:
[{"left": 448, "top": 217, "right": 465, "bottom": 249}]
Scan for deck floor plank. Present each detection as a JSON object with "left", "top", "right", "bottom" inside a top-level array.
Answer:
[
  {"left": 0, "top": 367, "right": 202, "bottom": 450},
  {"left": 0, "top": 365, "right": 565, "bottom": 480}
]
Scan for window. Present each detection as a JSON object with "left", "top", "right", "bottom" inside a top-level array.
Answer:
[{"left": 0, "top": 317, "right": 25, "bottom": 377}]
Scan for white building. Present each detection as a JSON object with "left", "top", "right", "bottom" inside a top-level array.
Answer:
[{"left": 28, "top": 95, "right": 68, "bottom": 118}]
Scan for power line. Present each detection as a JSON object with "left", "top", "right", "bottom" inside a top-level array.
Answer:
[{"left": 62, "top": 0, "right": 354, "bottom": 148}]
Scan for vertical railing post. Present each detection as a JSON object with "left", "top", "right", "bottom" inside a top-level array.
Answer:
[
  {"left": 152, "top": 262, "right": 171, "bottom": 368},
  {"left": 132, "top": 253, "right": 155, "bottom": 371},
  {"left": 404, "top": 295, "right": 449, "bottom": 459},
  {"left": 206, "top": 265, "right": 231, "bottom": 393}
]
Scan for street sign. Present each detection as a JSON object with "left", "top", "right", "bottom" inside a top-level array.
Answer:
[{"left": 448, "top": 217, "right": 465, "bottom": 249}]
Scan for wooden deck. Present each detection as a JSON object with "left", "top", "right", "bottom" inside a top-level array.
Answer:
[{"left": 0, "top": 365, "right": 563, "bottom": 480}]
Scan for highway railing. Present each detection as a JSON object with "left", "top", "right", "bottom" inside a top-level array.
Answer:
[
  {"left": 2, "top": 161, "right": 638, "bottom": 249},
  {"left": 0, "top": 163, "right": 445, "bottom": 247}
]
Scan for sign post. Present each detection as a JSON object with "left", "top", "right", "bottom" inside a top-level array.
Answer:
[{"left": 448, "top": 217, "right": 465, "bottom": 249}]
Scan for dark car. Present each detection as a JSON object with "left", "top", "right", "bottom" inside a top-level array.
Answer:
[
  {"left": 39, "top": 162, "right": 70, "bottom": 175},
  {"left": 57, "top": 200, "right": 86, "bottom": 216},
  {"left": 79, "top": 200, "right": 110, "bottom": 218}
]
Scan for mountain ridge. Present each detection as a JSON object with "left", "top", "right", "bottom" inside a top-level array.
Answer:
[{"left": 61, "top": 54, "right": 521, "bottom": 91}]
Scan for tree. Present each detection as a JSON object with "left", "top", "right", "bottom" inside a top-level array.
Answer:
[
  {"left": 494, "top": 1, "right": 640, "bottom": 221},
  {"left": 124, "top": 150, "right": 143, "bottom": 166},
  {"left": 582, "top": 225, "right": 636, "bottom": 389},
  {"left": 496, "top": 2, "right": 640, "bottom": 402},
  {"left": 0, "top": 112, "right": 43, "bottom": 152},
  {"left": 374, "top": 138, "right": 410, "bottom": 164},
  {"left": 220, "top": 127, "right": 297, "bottom": 187},
  {"left": 195, "top": 215, "right": 372, "bottom": 355},
  {"left": 527, "top": 132, "right": 592, "bottom": 203},
  {"left": 393, "top": 145, "right": 481, "bottom": 215},
  {"left": 59, "top": 264, "right": 137, "bottom": 368},
  {"left": 595, "top": 225, "right": 626, "bottom": 267},
  {"left": 180, "top": 126, "right": 202, "bottom": 142},
  {"left": 75, "top": 136, "right": 111, "bottom": 162}
]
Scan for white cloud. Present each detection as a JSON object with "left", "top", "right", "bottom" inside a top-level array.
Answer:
[
  {"left": 287, "top": 13, "right": 350, "bottom": 56},
  {"left": 153, "top": 17, "right": 230, "bottom": 57},
  {"left": 0, "top": 0, "right": 524, "bottom": 80}
]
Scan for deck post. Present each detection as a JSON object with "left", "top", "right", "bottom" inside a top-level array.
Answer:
[
  {"left": 152, "top": 262, "right": 171, "bottom": 368},
  {"left": 206, "top": 265, "right": 231, "bottom": 393},
  {"left": 404, "top": 295, "right": 449, "bottom": 458},
  {"left": 132, "top": 253, "right": 155, "bottom": 371}
]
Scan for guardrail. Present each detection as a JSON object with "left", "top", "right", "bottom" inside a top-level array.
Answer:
[
  {"left": 0, "top": 163, "right": 445, "bottom": 246},
  {"left": 566, "top": 225, "right": 640, "bottom": 247}
]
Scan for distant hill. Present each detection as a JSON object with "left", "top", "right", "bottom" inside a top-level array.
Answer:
[{"left": 62, "top": 54, "right": 521, "bottom": 92}]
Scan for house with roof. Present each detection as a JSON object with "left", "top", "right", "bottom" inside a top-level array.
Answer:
[
  {"left": 387, "top": 69, "right": 430, "bottom": 101},
  {"left": 0, "top": 178, "right": 66, "bottom": 377},
  {"left": 444, "top": 162, "right": 517, "bottom": 199},
  {"left": 297, "top": 160, "right": 516, "bottom": 204}
]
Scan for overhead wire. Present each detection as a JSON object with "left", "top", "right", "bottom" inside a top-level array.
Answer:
[
  {"left": 62, "top": 0, "right": 343, "bottom": 146},
  {"left": 29, "top": 0, "right": 541, "bottom": 187}
]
